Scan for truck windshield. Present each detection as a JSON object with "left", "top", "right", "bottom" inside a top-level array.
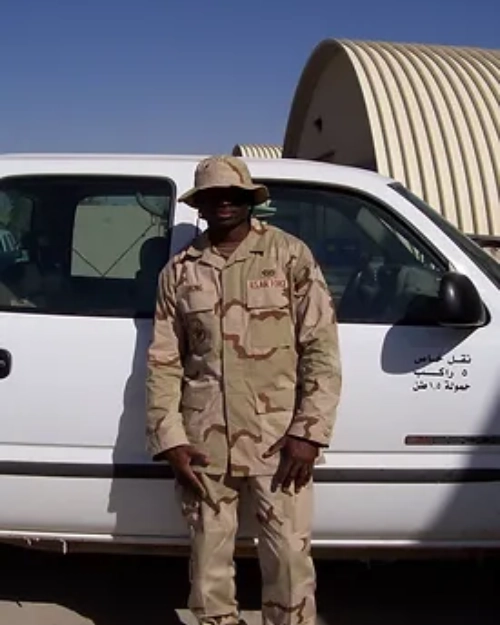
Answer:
[{"left": 390, "top": 182, "right": 500, "bottom": 289}]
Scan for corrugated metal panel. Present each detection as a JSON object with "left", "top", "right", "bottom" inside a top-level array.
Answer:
[
  {"left": 232, "top": 144, "right": 283, "bottom": 159},
  {"left": 283, "top": 39, "right": 500, "bottom": 237}
]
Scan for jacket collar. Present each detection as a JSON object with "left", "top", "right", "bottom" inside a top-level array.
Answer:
[{"left": 184, "top": 218, "right": 268, "bottom": 268}]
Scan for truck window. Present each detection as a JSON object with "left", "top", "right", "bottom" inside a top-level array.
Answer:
[
  {"left": 0, "top": 175, "right": 174, "bottom": 317},
  {"left": 389, "top": 182, "right": 500, "bottom": 289},
  {"left": 256, "top": 183, "right": 448, "bottom": 325}
]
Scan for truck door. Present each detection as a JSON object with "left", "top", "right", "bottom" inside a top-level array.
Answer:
[
  {"left": 0, "top": 173, "right": 197, "bottom": 542},
  {"left": 257, "top": 180, "right": 500, "bottom": 543}
]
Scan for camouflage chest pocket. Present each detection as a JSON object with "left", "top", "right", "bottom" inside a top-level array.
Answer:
[
  {"left": 178, "top": 287, "right": 219, "bottom": 355},
  {"left": 245, "top": 280, "right": 293, "bottom": 349}
]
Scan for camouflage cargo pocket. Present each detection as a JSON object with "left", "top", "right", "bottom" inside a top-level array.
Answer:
[
  {"left": 178, "top": 286, "right": 218, "bottom": 355},
  {"left": 246, "top": 284, "right": 293, "bottom": 349},
  {"left": 255, "top": 388, "right": 295, "bottom": 446}
]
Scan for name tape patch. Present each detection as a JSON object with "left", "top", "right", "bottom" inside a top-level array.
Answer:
[{"left": 248, "top": 278, "right": 288, "bottom": 290}]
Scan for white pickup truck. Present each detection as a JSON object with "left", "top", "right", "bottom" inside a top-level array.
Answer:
[{"left": 0, "top": 153, "right": 498, "bottom": 556}]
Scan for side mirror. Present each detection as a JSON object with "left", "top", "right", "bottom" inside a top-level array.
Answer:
[{"left": 438, "top": 272, "right": 487, "bottom": 327}]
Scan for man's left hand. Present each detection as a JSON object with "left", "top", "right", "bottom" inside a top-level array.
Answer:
[{"left": 264, "top": 435, "right": 319, "bottom": 493}]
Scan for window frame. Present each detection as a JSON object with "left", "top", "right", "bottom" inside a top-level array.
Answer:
[
  {"left": 390, "top": 181, "right": 500, "bottom": 290},
  {"left": 0, "top": 173, "right": 177, "bottom": 318},
  {"left": 256, "top": 179, "right": 452, "bottom": 326}
]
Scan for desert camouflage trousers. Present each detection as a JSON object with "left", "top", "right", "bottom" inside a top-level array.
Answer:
[{"left": 177, "top": 473, "right": 316, "bottom": 625}]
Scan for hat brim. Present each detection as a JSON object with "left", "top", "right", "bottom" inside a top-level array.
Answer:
[{"left": 178, "top": 183, "right": 269, "bottom": 208}]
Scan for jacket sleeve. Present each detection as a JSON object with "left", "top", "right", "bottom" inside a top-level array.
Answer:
[
  {"left": 287, "top": 243, "right": 342, "bottom": 447},
  {"left": 145, "top": 261, "right": 190, "bottom": 458}
]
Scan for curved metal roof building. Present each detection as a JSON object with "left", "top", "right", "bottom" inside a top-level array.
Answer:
[
  {"left": 283, "top": 39, "right": 499, "bottom": 237},
  {"left": 232, "top": 144, "right": 283, "bottom": 159}
]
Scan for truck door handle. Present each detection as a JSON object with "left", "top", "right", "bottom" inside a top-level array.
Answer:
[{"left": 0, "top": 349, "right": 12, "bottom": 379}]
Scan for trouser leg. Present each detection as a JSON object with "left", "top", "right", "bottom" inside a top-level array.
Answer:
[
  {"left": 249, "top": 477, "right": 316, "bottom": 625},
  {"left": 177, "top": 473, "right": 241, "bottom": 625}
]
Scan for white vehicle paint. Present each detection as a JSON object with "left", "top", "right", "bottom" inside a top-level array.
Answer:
[{"left": 0, "top": 154, "right": 498, "bottom": 556}]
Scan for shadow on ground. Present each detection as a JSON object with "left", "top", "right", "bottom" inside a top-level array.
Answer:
[
  {"left": 315, "top": 558, "right": 498, "bottom": 625},
  {"left": 0, "top": 546, "right": 498, "bottom": 625}
]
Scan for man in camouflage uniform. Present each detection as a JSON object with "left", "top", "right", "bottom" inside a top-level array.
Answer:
[{"left": 146, "top": 155, "right": 342, "bottom": 625}]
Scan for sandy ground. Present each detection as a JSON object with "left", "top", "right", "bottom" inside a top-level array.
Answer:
[{"left": 0, "top": 545, "right": 497, "bottom": 624}]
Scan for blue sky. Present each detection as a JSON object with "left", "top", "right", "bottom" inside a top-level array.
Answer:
[{"left": 0, "top": 0, "right": 497, "bottom": 155}]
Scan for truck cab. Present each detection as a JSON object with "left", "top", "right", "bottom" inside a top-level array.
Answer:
[{"left": 0, "top": 154, "right": 498, "bottom": 555}]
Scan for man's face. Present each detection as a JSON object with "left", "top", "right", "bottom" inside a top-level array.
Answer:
[{"left": 195, "top": 187, "right": 252, "bottom": 231}]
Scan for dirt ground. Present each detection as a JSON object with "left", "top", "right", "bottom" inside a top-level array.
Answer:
[{"left": 0, "top": 545, "right": 497, "bottom": 625}]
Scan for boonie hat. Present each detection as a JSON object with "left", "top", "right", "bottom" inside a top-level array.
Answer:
[{"left": 178, "top": 155, "right": 269, "bottom": 207}]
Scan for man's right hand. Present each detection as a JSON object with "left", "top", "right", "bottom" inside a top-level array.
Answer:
[{"left": 155, "top": 445, "right": 209, "bottom": 496}]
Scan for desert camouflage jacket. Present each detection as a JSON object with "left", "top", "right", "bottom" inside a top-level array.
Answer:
[{"left": 146, "top": 218, "right": 342, "bottom": 476}]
